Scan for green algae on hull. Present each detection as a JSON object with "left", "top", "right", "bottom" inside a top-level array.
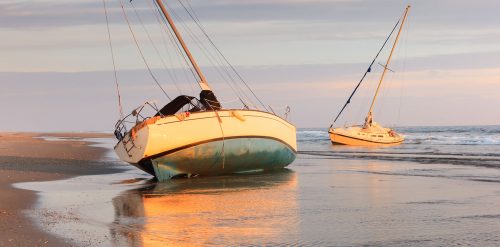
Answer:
[{"left": 151, "top": 138, "right": 296, "bottom": 181}]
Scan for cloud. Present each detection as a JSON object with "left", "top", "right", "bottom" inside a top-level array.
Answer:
[
  {"left": 1, "top": 0, "right": 499, "bottom": 29},
  {"left": 1, "top": 0, "right": 499, "bottom": 71},
  {"left": 1, "top": 0, "right": 499, "bottom": 130},
  {"left": 1, "top": 54, "right": 499, "bottom": 131},
  {"left": 0, "top": 1, "right": 104, "bottom": 29}
]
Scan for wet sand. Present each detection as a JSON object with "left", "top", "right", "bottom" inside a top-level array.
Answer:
[
  {"left": 0, "top": 132, "right": 123, "bottom": 247},
  {"left": 14, "top": 143, "right": 500, "bottom": 246},
  {"left": 4, "top": 131, "right": 500, "bottom": 246}
]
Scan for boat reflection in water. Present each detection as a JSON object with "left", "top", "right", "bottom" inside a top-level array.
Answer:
[{"left": 110, "top": 170, "right": 298, "bottom": 246}]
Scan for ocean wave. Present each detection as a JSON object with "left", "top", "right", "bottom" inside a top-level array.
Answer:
[
  {"left": 298, "top": 127, "right": 500, "bottom": 146},
  {"left": 404, "top": 134, "right": 500, "bottom": 145},
  {"left": 297, "top": 126, "right": 500, "bottom": 168},
  {"left": 299, "top": 150, "right": 500, "bottom": 168},
  {"left": 398, "top": 126, "right": 500, "bottom": 134},
  {"left": 297, "top": 130, "right": 330, "bottom": 142}
]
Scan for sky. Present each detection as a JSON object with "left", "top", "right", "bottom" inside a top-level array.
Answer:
[{"left": 0, "top": 0, "right": 499, "bottom": 131}]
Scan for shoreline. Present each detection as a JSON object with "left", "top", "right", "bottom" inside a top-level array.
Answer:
[{"left": 0, "top": 132, "right": 124, "bottom": 247}]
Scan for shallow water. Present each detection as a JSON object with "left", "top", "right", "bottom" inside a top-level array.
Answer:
[{"left": 16, "top": 126, "right": 500, "bottom": 246}]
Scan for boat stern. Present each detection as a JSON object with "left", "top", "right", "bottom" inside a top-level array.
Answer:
[{"left": 114, "top": 126, "right": 150, "bottom": 165}]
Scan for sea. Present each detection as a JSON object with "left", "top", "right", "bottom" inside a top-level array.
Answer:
[
  {"left": 16, "top": 125, "right": 500, "bottom": 246},
  {"left": 299, "top": 125, "right": 500, "bottom": 168}
]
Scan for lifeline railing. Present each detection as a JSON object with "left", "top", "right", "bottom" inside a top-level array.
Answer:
[
  {"left": 114, "top": 98, "right": 292, "bottom": 142},
  {"left": 114, "top": 98, "right": 207, "bottom": 141},
  {"left": 114, "top": 101, "right": 160, "bottom": 141}
]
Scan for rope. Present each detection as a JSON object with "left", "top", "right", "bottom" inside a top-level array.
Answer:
[
  {"left": 156, "top": 0, "right": 204, "bottom": 90},
  {"left": 175, "top": 15, "right": 256, "bottom": 109},
  {"left": 145, "top": 0, "right": 197, "bottom": 95},
  {"left": 177, "top": 0, "right": 269, "bottom": 111},
  {"left": 331, "top": 18, "right": 401, "bottom": 126},
  {"left": 177, "top": 1, "right": 247, "bottom": 97},
  {"left": 102, "top": 0, "right": 123, "bottom": 119},
  {"left": 213, "top": 111, "right": 225, "bottom": 169},
  {"left": 215, "top": 98, "right": 242, "bottom": 105},
  {"left": 168, "top": 7, "right": 251, "bottom": 106},
  {"left": 118, "top": 0, "right": 171, "bottom": 100},
  {"left": 130, "top": 1, "right": 183, "bottom": 94}
]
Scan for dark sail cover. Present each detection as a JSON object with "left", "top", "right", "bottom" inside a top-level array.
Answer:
[
  {"left": 200, "top": 90, "right": 221, "bottom": 110},
  {"left": 155, "top": 95, "right": 196, "bottom": 116}
]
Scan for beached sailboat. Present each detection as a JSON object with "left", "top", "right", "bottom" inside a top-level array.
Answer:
[
  {"left": 329, "top": 5, "right": 410, "bottom": 146},
  {"left": 106, "top": 0, "right": 297, "bottom": 180}
]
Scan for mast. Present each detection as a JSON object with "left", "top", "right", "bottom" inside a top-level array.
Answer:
[
  {"left": 155, "top": 0, "right": 212, "bottom": 91},
  {"left": 365, "top": 5, "right": 410, "bottom": 126}
]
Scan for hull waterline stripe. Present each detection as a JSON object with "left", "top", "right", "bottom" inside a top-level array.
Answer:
[{"left": 138, "top": 136, "right": 297, "bottom": 164}]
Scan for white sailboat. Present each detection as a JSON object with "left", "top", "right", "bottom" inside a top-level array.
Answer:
[
  {"left": 107, "top": 0, "right": 297, "bottom": 180},
  {"left": 329, "top": 5, "right": 410, "bottom": 146}
]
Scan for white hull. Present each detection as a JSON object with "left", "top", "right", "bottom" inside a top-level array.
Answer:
[
  {"left": 329, "top": 124, "right": 404, "bottom": 146},
  {"left": 114, "top": 110, "right": 297, "bottom": 177},
  {"left": 328, "top": 6, "right": 411, "bottom": 147}
]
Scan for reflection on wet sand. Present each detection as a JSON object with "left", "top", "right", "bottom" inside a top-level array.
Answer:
[{"left": 111, "top": 170, "right": 298, "bottom": 246}]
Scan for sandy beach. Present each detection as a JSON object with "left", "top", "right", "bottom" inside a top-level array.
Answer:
[{"left": 0, "top": 132, "right": 122, "bottom": 246}]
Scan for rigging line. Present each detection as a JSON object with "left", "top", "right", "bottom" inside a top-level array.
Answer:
[
  {"left": 184, "top": 0, "right": 200, "bottom": 23},
  {"left": 161, "top": 0, "right": 203, "bottom": 90},
  {"left": 398, "top": 15, "right": 411, "bottom": 127},
  {"left": 169, "top": 7, "right": 254, "bottom": 108},
  {"left": 332, "top": 18, "right": 401, "bottom": 125},
  {"left": 181, "top": 0, "right": 261, "bottom": 110},
  {"left": 185, "top": 39, "right": 249, "bottom": 107},
  {"left": 176, "top": 1, "right": 256, "bottom": 108},
  {"left": 377, "top": 63, "right": 394, "bottom": 121},
  {"left": 102, "top": 0, "right": 123, "bottom": 119},
  {"left": 145, "top": 0, "right": 195, "bottom": 94},
  {"left": 146, "top": 0, "right": 197, "bottom": 95},
  {"left": 166, "top": 0, "right": 251, "bottom": 109},
  {"left": 179, "top": 20, "right": 254, "bottom": 107},
  {"left": 178, "top": 1, "right": 245, "bottom": 92},
  {"left": 154, "top": 0, "right": 201, "bottom": 90},
  {"left": 187, "top": 34, "right": 256, "bottom": 108},
  {"left": 118, "top": 0, "right": 171, "bottom": 100},
  {"left": 177, "top": 0, "right": 269, "bottom": 111},
  {"left": 130, "top": 1, "right": 183, "bottom": 94}
]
